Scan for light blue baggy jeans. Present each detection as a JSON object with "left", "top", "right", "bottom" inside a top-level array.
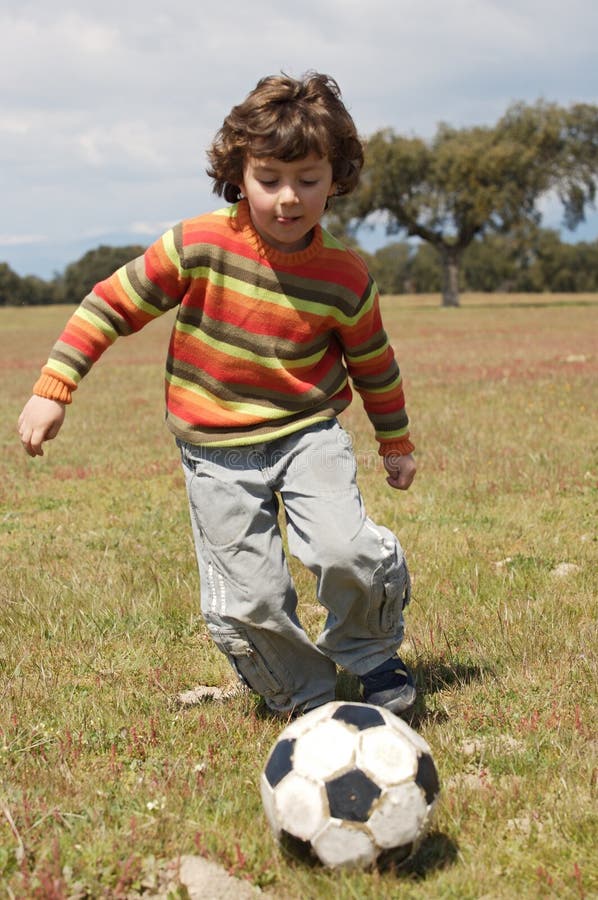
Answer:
[{"left": 178, "top": 420, "right": 411, "bottom": 714}]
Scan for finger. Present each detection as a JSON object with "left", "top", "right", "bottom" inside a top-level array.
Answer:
[
  {"left": 22, "top": 427, "right": 45, "bottom": 457},
  {"left": 386, "top": 475, "right": 406, "bottom": 491},
  {"left": 386, "top": 472, "right": 414, "bottom": 491},
  {"left": 18, "top": 424, "right": 33, "bottom": 455},
  {"left": 21, "top": 437, "right": 38, "bottom": 457},
  {"left": 31, "top": 428, "right": 47, "bottom": 456}
]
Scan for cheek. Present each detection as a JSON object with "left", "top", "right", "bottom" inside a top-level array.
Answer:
[
  {"left": 250, "top": 188, "right": 276, "bottom": 214},
  {"left": 246, "top": 195, "right": 270, "bottom": 216}
]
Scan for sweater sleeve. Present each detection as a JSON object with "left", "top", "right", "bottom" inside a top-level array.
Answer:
[
  {"left": 33, "top": 227, "right": 188, "bottom": 403},
  {"left": 337, "top": 276, "right": 415, "bottom": 457}
]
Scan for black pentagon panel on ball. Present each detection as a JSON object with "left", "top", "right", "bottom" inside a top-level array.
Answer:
[
  {"left": 326, "top": 768, "right": 382, "bottom": 822},
  {"left": 415, "top": 752, "right": 441, "bottom": 805},
  {"left": 332, "top": 703, "right": 385, "bottom": 730},
  {"left": 264, "top": 738, "right": 296, "bottom": 787}
]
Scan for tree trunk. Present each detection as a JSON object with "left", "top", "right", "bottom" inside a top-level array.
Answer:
[{"left": 440, "top": 247, "right": 461, "bottom": 307}]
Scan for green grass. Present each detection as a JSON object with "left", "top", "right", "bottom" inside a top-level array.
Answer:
[{"left": 1, "top": 294, "right": 597, "bottom": 898}]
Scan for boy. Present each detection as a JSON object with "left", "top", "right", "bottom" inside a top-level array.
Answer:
[{"left": 18, "top": 72, "right": 417, "bottom": 717}]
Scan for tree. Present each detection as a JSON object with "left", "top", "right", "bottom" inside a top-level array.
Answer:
[
  {"left": 461, "top": 231, "right": 527, "bottom": 292},
  {"left": 340, "top": 101, "right": 598, "bottom": 306},
  {"left": 0, "top": 263, "right": 58, "bottom": 306},
  {"left": 60, "top": 244, "right": 146, "bottom": 305},
  {"left": 367, "top": 242, "right": 411, "bottom": 294},
  {"left": 0, "top": 263, "right": 22, "bottom": 306}
]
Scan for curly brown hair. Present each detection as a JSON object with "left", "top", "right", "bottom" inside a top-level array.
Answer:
[{"left": 207, "top": 72, "right": 364, "bottom": 203}]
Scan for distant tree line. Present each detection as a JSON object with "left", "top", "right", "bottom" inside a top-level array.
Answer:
[
  {"left": 361, "top": 226, "right": 598, "bottom": 295},
  {"left": 1, "top": 227, "right": 597, "bottom": 307},
  {"left": 0, "top": 245, "right": 146, "bottom": 307}
]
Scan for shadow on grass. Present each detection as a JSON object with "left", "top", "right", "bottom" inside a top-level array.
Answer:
[
  {"left": 337, "top": 657, "right": 490, "bottom": 726},
  {"left": 279, "top": 829, "right": 459, "bottom": 879},
  {"left": 398, "top": 830, "right": 459, "bottom": 879},
  {"left": 414, "top": 658, "right": 490, "bottom": 694}
]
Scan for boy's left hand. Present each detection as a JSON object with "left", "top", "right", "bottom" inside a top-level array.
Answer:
[{"left": 383, "top": 453, "right": 417, "bottom": 491}]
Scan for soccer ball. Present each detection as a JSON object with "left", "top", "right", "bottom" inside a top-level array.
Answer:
[{"left": 260, "top": 701, "right": 440, "bottom": 870}]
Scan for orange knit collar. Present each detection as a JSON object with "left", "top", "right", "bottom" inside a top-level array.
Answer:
[{"left": 235, "top": 199, "right": 323, "bottom": 267}]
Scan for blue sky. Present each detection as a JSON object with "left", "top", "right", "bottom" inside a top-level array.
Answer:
[{"left": 1, "top": 0, "right": 597, "bottom": 279}]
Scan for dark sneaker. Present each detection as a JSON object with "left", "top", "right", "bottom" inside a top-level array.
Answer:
[{"left": 360, "top": 654, "right": 416, "bottom": 714}]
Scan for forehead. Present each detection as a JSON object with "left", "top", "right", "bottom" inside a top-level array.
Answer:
[{"left": 244, "top": 152, "right": 330, "bottom": 172}]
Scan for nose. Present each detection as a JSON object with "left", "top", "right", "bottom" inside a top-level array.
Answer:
[{"left": 278, "top": 182, "right": 299, "bottom": 205}]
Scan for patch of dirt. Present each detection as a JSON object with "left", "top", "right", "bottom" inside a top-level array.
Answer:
[
  {"left": 156, "top": 855, "right": 262, "bottom": 898},
  {"left": 459, "top": 735, "right": 524, "bottom": 757},
  {"left": 551, "top": 562, "right": 582, "bottom": 578},
  {"left": 175, "top": 682, "right": 248, "bottom": 706}
]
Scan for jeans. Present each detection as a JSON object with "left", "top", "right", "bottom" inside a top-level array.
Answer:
[{"left": 178, "top": 419, "right": 410, "bottom": 713}]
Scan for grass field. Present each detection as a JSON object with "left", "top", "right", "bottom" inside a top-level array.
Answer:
[{"left": 1, "top": 294, "right": 597, "bottom": 898}]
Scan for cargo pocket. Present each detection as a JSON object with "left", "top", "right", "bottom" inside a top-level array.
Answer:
[
  {"left": 207, "top": 625, "right": 291, "bottom": 700},
  {"left": 367, "top": 546, "right": 411, "bottom": 635}
]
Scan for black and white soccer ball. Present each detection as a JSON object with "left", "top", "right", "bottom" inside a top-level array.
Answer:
[{"left": 260, "top": 701, "right": 440, "bottom": 870}]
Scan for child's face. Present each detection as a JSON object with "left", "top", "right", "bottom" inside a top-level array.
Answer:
[{"left": 239, "top": 153, "right": 335, "bottom": 253}]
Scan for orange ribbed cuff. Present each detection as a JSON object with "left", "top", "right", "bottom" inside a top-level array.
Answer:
[
  {"left": 378, "top": 437, "right": 415, "bottom": 458},
  {"left": 33, "top": 373, "right": 75, "bottom": 405}
]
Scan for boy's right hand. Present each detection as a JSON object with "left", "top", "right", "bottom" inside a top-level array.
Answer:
[{"left": 18, "top": 396, "right": 66, "bottom": 457}]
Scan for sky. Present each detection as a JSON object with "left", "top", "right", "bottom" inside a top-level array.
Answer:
[{"left": 1, "top": 0, "right": 597, "bottom": 280}]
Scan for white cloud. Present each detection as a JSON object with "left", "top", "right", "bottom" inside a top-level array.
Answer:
[
  {"left": 1, "top": 0, "right": 596, "bottom": 277},
  {"left": 77, "top": 122, "right": 167, "bottom": 168},
  {"left": 0, "top": 233, "right": 47, "bottom": 246},
  {"left": 129, "top": 220, "right": 177, "bottom": 236}
]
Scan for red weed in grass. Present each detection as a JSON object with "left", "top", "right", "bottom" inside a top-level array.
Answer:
[
  {"left": 113, "top": 853, "right": 143, "bottom": 898},
  {"left": 519, "top": 709, "right": 541, "bottom": 733},
  {"left": 193, "top": 830, "right": 210, "bottom": 857},
  {"left": 58, "top": 728, "right": 83, "bottom": 763},
  {"left": 109, "top": 742, "right": 123, "bottom": 776},
  {"left": 19, "top": 855, "right": 32, "bottom": 895},
  {"left": 13, "top": 791, "right": 35, "bottom": 831},
  {"left": 226, "top": 843, "right": 281, "bottom": 887},
  {"left": 228, "top": 842, "right": 249, "bottom": 878},
  {"left": 572, "top": 863, "right": 586, "bottom": 899},
  {"left": 50, "top": 465, "right": 93, "bottom": 481},
  {"left": 574, "top": 705, "right": 587, "bottom": 737},
  {"left": 125, "top": 718, "right": 160, "bottom": 759},
  {"left": 126, "top": 725, "right": 145, "bottom": 760},
  {"left": 30, "top": 837, "right": 67, "bottom": 900},
  {"left": 517, "top": 703, "right": 590, "bottom": 739},
  {"left": 537, "top": 865, "right": 554, "bottom": 889}
]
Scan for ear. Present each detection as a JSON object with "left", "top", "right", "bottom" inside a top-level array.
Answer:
[{"left": 327, "top": 182, "right": 337, "bottom": 198}]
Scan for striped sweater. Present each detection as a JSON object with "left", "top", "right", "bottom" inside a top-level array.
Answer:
[{"left": 34, "top": 201, "right": 414, "bottom": 455}]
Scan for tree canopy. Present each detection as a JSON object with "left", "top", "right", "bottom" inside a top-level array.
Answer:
[
  {"left": 61, "top": 245, "right": 146, "bottom": 305},
  {"left": 336, "top": 100, "right": 598, "bottom": 306}
]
